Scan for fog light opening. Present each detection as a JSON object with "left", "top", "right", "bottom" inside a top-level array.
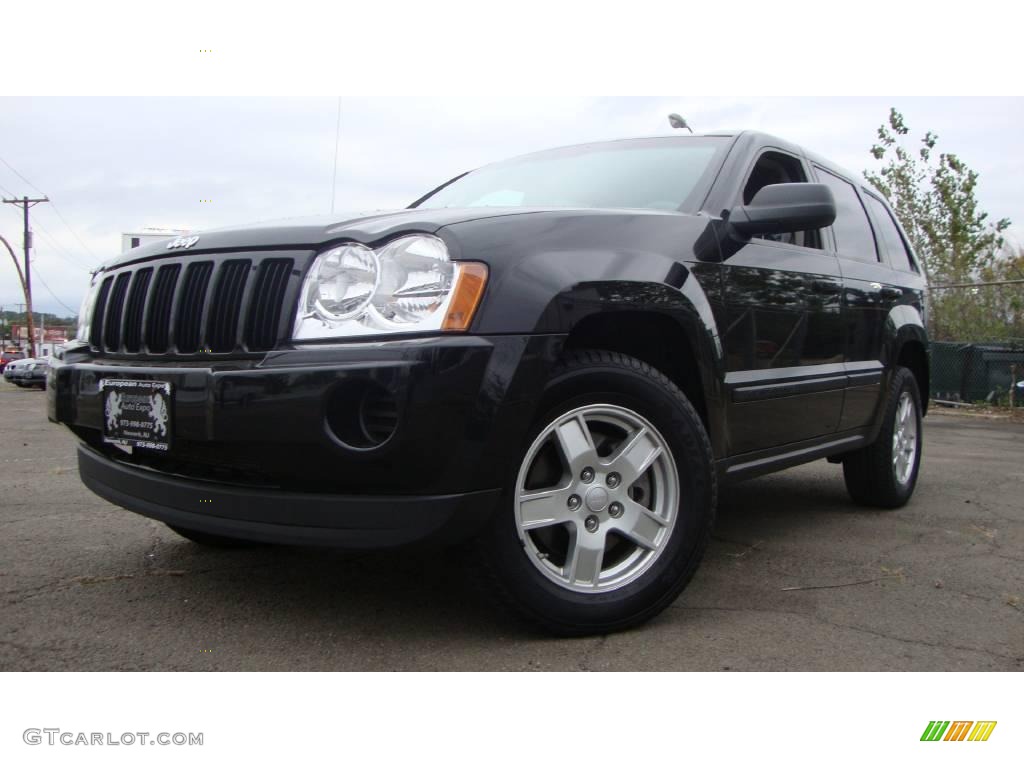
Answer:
[{"left": 325, "top": 379, "right": 398, "bottom": 451}]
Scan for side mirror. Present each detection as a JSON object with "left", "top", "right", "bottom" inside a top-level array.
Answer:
[{"left": 728, "top": 183, "right": 836, "bottom": 238}]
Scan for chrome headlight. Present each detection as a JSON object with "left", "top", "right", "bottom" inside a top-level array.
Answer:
[
  {"left": 305, "top": 243, "right": 379, "bottom": 322},
  {"left": 293, "top": 235, "right": 487, "bottom": 340},
  {"left": 75, "top": 272, "right": 102, "bottom": 342}
]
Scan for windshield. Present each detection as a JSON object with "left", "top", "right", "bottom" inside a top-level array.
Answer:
[{"left": 413, "top": 137, "right": 728, "bottom": 213}]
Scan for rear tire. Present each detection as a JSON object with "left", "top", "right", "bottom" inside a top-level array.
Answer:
[
  {"left": 843, "top": 366, "right": 922, "bottom": 508},
  {"left": 479, "top": 349, "right": 716, "bottom": 636},
  {"left": 167, "top": 524, "right": 259, "bottom": 548}
]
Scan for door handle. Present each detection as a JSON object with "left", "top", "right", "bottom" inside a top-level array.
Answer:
[
  {"left": 811, "top": 279, "right": 837, "bottom": 294},
  {"left": 880, "top": 286, "right": 903, "bottom": 299}
]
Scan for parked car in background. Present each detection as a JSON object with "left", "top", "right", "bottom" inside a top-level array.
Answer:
[
  {"left": 21, "top": 358, "right": 50, "bottom": 389},
  {"left": 0, "top": 351, "right": 25, "bottom": 373},
  {"left": 50, "top": 131, "right": 929, "bottom": 635},
  {"left": 7, "top": 357, "right": 49, "bottom": 388},
  {"left": 3, "top": 358, "right": 25, "bottom": 382}
]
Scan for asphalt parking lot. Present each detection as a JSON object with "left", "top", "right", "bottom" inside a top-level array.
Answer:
[{"left": 1, "top": 380, "right": 1021, "bottom": 671}]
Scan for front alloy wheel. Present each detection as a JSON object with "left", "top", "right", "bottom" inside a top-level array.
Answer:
[
  {"left": 516, "top": 404, "right": 678, "bottom": 593},
  {"left": 480, "top": 349, "right": 716, "bottom": 636}
]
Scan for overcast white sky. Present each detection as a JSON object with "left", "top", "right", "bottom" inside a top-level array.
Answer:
[{"left": 1, "top": 96, "right": 1021, "bottom": 317}]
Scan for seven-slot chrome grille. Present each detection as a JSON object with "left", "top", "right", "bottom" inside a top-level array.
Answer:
[{"left": 88, "top": 253, "right": 298, "bottom": 355}]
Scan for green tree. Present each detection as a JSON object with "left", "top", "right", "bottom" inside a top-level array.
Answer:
[
  {"left": 865, "top": 108, "right": 1013, "bottom": 340},
  {"left": 977, "top": 246, "right": 1024, "bottom": 339}
]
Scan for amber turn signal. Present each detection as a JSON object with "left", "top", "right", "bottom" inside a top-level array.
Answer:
[{"left": 443, "top": 262, "right": 488, "bottom": 332}]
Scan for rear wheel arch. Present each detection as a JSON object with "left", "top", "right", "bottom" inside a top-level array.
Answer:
[
  {"left": 896, "top": 339, "right": 929, "bottom": 416},
  {"left": 843, "top": 366, "right": 923, "bottom": 508},
  {"left": 883, "top": 305, "right": 929, "bottom": 416}
]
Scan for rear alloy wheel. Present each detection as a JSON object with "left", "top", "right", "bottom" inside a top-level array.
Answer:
[
  {"left": 891, "top": 392, "right": 918, "bottom": 486},
  {"left": 842, "top": 366, "right": 923, "bottom": 508},
  {"left": 480, "top": 349, "right": 716, "bottom": 636}
]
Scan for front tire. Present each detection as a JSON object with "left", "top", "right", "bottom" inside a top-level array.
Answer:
[
  {"left": 480, "top": 350, "right": 716, "bottom": 636},
  {"left": 843, "top": 366, "right": 923, "bottom": 508}
]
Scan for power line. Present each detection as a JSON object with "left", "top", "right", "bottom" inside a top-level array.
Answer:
[
  {"left": 27, "top": 219, "right": 91, "bottom": 272},
  {"left": 0, "top": 156, "right": 46, "bottom": 196},
  {"left": 30, "top": 261, "right": 80, "bottom": 316},
  {"left": 1, "top": 194, "right": 93, "bottom": 272},
  {"left": 46, "top": 199, "right": 97, "bottom": 259},
  {"left": 0, "top": 153, "right": 97, "bottom": 260}
]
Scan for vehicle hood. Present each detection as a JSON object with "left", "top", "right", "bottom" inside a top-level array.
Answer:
[{"left": 101, "top": 207, "right": 561, "bottom": 269}]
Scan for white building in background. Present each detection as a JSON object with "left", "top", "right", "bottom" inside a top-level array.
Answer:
[
  {"left": 121, "top": 228, "right": 191, "bottom": 253},
  {"left": 9, "top": 325, "right": 70, "bottom": 358},
  {"left": 37, "top": 341, "right": 64, "bottom": 358}
]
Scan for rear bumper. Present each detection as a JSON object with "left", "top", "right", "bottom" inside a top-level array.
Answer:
[{"left": 79, "top": 443, "right": 501, "bottom": 549}]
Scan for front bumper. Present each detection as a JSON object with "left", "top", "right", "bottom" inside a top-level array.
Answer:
[
  {"left": 78, "top": 444, "right": 501, "bottom": 548},
  {"left": 8, "top": 371, "right": 44, "bottom": 385},
  {"left": 50, "top": 334, "right": 564, "bottom": 547}
]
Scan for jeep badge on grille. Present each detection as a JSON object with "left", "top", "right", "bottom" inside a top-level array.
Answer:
[{"left": 167, "top": 235, "right": 200, "bottom": 250}]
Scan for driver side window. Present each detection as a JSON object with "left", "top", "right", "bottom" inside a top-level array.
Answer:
[{"left": 742, "top": 151, "right": 822, "bottom": 249}]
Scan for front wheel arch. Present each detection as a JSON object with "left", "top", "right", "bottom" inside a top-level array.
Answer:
[{"left": 563, "top": 309, "right": 710, "bottom": 433}]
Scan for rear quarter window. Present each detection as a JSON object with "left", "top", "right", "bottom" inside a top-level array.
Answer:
[{"left": 863, "top": 194, "right": 918, "bottom": 273}]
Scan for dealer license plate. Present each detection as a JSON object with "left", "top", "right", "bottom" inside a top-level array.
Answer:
[{"left": 100, "top": 379, "right": 172, "bottom": 451}]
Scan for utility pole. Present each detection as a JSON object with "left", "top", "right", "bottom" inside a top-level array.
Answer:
[{"left": 2, "top": 195, "right": 49, "bottom": 357}]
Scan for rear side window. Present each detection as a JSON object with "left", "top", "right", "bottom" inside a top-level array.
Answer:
[
  {"left": 815, "top": 167, "right": 879, "bottom": 263},
  {"left": 863, "top": 194, "right": 917, "bottom": 273}
]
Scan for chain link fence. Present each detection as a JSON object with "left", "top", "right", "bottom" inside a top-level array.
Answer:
[
  {"left": 925, "top": 279, "right": 1024, "bottom": 407},
  {"left": 930, "top": 340, "right": 1024, "bottom": 407}
]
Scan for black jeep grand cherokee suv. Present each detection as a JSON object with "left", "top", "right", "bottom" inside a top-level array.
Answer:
[{"left": 50, "top": 132, "right": 928, "bottom": 634}]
